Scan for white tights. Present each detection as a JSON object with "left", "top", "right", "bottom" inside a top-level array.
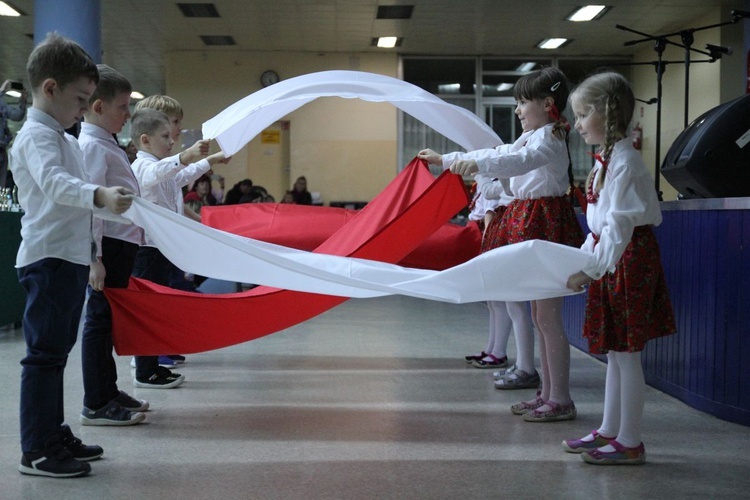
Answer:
[
  {"left": 483, "top": 301, "right": 513, "bottom": 359},
  {"left": 598, "top": 350, "right": 645, "bottom": 448},
  {"left": 505, "top": 301, "right": 534, "bottom": 374}
]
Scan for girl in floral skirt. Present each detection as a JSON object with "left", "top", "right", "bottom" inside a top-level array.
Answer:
[
  {"left": 563, "top": 72, "right": 676, "bottom": 465},
  {"left": 420, "top": 67, "right": 584, "bottom": 421}
]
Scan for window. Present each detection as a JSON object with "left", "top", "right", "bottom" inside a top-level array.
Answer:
[{"left": 401, "top": 56, "right": 631, "bottom": 185}]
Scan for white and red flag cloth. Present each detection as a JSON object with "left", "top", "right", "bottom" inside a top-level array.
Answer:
[{"left": 105, "top": 71, "right": 588, "bottom": 355}]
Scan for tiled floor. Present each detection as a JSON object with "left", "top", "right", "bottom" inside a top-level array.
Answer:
[{"left": 0, "top": 295, "right": 748, "bottom": 499}]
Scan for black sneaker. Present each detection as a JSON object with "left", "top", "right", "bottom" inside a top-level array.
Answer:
[
  {"left": 134, "top": 366, "right": 185, "bottom": 389},
  {"left": 19, "top": 434, "right": 91, "bottom": 478},
  {"left": 81, "top": 400, "right": 146, "bottom": 426},
  {"left": 59, "top": 424, "right": 103, "bottom": 461},
  {"left": 113, "top": 390, "right": 149, "bottom": 412}
]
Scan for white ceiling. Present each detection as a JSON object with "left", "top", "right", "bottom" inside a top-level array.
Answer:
[{"left": 0, "top": 0, "right": 742, "bottom": 96}]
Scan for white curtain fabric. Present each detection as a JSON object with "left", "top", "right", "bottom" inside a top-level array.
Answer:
[
  {"left": 202, "top": 70, "right": 503, "bottom": 156},
  {"left": 121, "top": 197, "right": 590, "bottom": 303}
]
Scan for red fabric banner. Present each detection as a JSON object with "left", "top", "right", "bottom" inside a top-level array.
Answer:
[
  {"left": 201, "top": 200, "right": 480, "bottom": 271},
  {"left": 107, "top": 159, "right": 473, "bottom": 355}
]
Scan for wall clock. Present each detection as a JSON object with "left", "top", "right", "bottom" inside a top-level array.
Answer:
[{"left": 260, "top": 70, "right": 280, "bottom": 87}]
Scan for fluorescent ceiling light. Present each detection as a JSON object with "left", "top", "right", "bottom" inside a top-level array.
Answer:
[
  {"left": 377, "top": 36, "right": 398, "bottom": 48},
  {"left": 6, "top": 90, "right": 21, "bottom": 98},
  {"left": 567, "top": 5, "right": 607, "bottom": 22},
  {"left": 0, "top": 1, "right": 21, "bottom": 16},
  {"left": 537, "top": 38, "right": 568, "bottom": 49},
  {"left": 515, "top": 62, "right": 537, "bottom": 72},
  {"left": 438, "top": 83, "right": 461, "bottom": 93},
  {"left": 496, "top": 83, "right": 514, "bottom": 92},
  {"left": 130, "top": 91, "right": 145, "bottom": 99}
]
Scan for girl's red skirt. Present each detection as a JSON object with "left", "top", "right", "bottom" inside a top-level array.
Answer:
[
  {"left": 480, "top": 206, "right": 505, "bottom": 253},
  {"left": 482, "top": 195, "right": 584, "bottom": 252},
  {"left": 584, "top": 225, "right": 676, "bottom": 353}
]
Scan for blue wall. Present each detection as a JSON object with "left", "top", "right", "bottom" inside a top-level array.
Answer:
[{"left": 563, "top": 203, "right": 750, "bottom": 426}]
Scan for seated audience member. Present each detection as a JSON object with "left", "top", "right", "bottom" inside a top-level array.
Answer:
[
  {"left": 249, "top": 185, "right": 274, "bottom": 203},
  {"left": 211, "top": 171, "right": 225, "bottom": 204},
  {"left": 281, "top": 190, "right": 295, "bottom": 204},
  {"left": 184, "top": 173, "right": 217, "bottom": 214},
  {"left": 223, "top": 178, "right": 253, "bottom": 205},
  {"left": 291, "top": 175, "right": 312, "bottom": 205}
]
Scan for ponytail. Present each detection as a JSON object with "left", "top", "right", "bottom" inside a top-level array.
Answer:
[{"left": 548, "top": 102, "right": 570, "bottom": 141}]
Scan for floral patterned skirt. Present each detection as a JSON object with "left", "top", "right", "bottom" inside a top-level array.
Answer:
[
  {"left": 480, "top": 206, "right": 506, "bottom": 253},
  {"left": 584, "top": 225, "right": 677, "bottom": 354},
  {"left": 482, "top": 196, "right": 584, "bottom": 250}
]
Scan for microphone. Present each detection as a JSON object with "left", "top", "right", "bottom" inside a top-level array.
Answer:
[{"left": 706, "top": 44, "right": 733, "bottom": 58}]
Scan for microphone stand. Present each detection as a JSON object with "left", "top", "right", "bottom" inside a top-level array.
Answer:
[
  {"left": 620, "top": 13, "right": 739, "bottom": 127},
  {"left": 615, "top": 13, "right": 740, "bottom": 199}
]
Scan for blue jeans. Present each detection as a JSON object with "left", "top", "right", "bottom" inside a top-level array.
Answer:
[
  {"left": 18, "top": 258, "right": 88, "bottom": 452},
  {"left": 81, "top": 238, "right": 138, "bottom": 410}
]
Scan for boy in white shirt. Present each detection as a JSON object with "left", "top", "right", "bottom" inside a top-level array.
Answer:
[
  {"left": 11, "top": 34, "right": 133, "bottom": 478},
  {"left": 129, "top": 107, "right": 227, "bottom": 387},
  {"left": 78, "top": 65, "right": 148, "bottom": 426}
]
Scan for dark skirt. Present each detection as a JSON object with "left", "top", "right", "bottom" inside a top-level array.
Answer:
[
  {"left": 482, "top": 195, "right": 584, "bottom": 250},
  {"left": 584, "top": 225, "right": 677, "bottom": 354}
]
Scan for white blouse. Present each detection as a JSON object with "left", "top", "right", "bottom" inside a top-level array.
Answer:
[
  {"left": 581, "top": 139, "right": 662, "bottom": 280},
  {"left": 469, "top": 190, "right": 502, "bottom": 221},
  {"left": 473, "top": 175, "right": 514, "bottom": 207},
  {"left": 442, "top": 124, "right": 570, "bottom": 200}
]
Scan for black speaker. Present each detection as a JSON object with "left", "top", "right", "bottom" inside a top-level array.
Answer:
[{"left": 661, "top": 93, "right": 750, "bottom": 199}]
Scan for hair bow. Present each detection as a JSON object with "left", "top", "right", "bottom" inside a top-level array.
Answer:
[{"left": 548, "top": 103, "right": 570, "bottom": 132}]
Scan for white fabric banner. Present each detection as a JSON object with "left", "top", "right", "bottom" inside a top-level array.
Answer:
[
  {"left": 122, "top": 198, "right": 590, "bottom": 303},
  {"left": 202, "top": 70, "right": 503, "bottom": 156}
]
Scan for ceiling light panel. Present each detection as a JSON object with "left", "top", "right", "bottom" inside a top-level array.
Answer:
[
  {"left": 537, "top": 38, "right": 569, "bottom": 49},
  {"left": 567, "top": 5, "right": 608, "bottom": 22},
  {"left": 0, "top": 1, "right": 23, "bottom": 16}
]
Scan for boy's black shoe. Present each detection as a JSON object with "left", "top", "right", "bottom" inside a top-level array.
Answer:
[
  {"left": 19, "top": 434, "right": 91, "bottom": 478},
  {"left": 59, "top": 424, "right": 103, "bottom": 461},
  {"left": 134, "top": 366, "right": 185, "bottom": 389}
]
